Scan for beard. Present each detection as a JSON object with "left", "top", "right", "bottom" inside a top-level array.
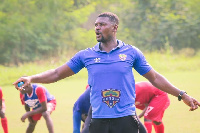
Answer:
[{"left": 96, "top": 35, "right": 106, "bottom": 42}]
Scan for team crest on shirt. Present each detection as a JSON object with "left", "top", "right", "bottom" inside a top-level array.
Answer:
[
  {"left": 119, "top": 54, "right": 127, "bottom": 61},
  {"left": 102, "top": 89, "right": 121, "bottom": 108}
]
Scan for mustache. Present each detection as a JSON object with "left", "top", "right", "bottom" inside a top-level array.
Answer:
[{"left": 95, "top": 31, "right": 101, "bottom": 35}]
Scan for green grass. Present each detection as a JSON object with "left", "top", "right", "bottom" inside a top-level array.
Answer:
[
  {"left": 135, "top": 70, "right": 200, "bottom": 133},
  {"left": 4, "top": 79, "right": 88, "bottom": 133},
  {"left": 1, "top": 52, "right": 200, "bottom": 133}
]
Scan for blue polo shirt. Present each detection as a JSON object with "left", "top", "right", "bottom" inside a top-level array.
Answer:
[{"left": 67, "top": 40, "right": 152, "bottom": 118}]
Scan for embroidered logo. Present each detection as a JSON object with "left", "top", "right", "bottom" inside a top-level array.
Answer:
[
  {"left": 119, "top": 54, "right": 127, "bottom": 61},
  {"left": 94, "top": 58, "right": 101, "bottom": 62},
  {"left": 102, "top": 89, "right": 121, "bottom": 108}
]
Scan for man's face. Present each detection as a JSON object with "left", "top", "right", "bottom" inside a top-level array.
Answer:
[
  {"left": 19, "top": 85, "right": 31, "bottom": 94},
  {"left": 19, "top": 87, "right": 27, "bottom": 94},
  {"left": 95, "top": 17, "right": 115, "bottom": 42}
]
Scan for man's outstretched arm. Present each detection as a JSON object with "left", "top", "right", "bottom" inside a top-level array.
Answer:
[
  {"left": 13, "top": 64, "right": 75, "bottom": 89},
  {"left": 143, "top": 69, "right": 200, "bottom": 111}
]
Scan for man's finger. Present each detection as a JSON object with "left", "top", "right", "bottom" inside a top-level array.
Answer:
[
  {"left": 194, "top": 100, "right": 200, "bottom": 106},
  {"left": 189, "top": 101, "right": 195, "bottom": 111}
]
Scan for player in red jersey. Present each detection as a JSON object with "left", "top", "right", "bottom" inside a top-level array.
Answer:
[
  {"left": 0, "top": 87, "right": 8, "bottom": 133},
  {"left": 135, "top": 81, "right": 170, "bottom": 133},
  {"left": 19, "top": 84, "right": 56, "bottom": 133}
]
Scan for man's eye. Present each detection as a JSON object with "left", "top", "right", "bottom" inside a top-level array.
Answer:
[{"left": 95, "top": 23, "right": 105, "bottom": 27}]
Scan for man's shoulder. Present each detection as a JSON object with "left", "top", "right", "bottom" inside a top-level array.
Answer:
[
  {"left": 76, "top": 47, "right": 95, "bottom": 55},
  {"left": 118, "top": 40, "right": 138, "bottom": 49},
  {"left": 118, "top": 42, "right": 140, "bottom": 54},
  {"left": 33, "top": 84, "right": 46, "bottom": 91}
]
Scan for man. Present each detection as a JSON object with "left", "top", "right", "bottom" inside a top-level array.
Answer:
[
  {"left": 13, "top": 12, "right": 200, "bottom": 133},
  {"left": 73, "top": 85, "right": 90, "bottom": 133},
  {"left": 19, "top": 83, "right": 56, "bottom": 133},
  {"left": 0, "top": 87, "right": 8, "bottom": 133},
  {"left": 135, "top": 81, "right": 170, "bottom": 133}
]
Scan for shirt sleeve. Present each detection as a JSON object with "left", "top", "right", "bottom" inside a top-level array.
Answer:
[
  {"left": 35, "top": 87, "right": 47, "bottom": 103},
  {"left": 73, "top": 110, "right": 82, "bottom": 133},
  {"left": 66, "top": 50, "right": 85, "bottom": 74},
  {"left": 133, "top": 47, "right": 152, "bottom": 75},
  {"left": 0, "top": 88, "right": 2, "bottom": 100},
  {"left": 20, "top": 93, "right": 25, "bottom": 105}
]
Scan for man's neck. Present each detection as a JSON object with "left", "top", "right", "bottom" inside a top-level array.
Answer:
[
  {"left": 27, "top": 87, "right": 33, "bottom": 96},
  {"left": 100, "top": 39, "right": 118, "bottom": 53}
]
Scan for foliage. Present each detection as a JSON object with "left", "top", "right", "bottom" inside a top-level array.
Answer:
[
  {"left": 119, "top": 0, "right": 200, "bottom": 51},
  {"left": 0, "top": 0, "right": 200, "bottom": 65},
  {"left": 0, "top": 0, "right": 95, "bottom": 65}
]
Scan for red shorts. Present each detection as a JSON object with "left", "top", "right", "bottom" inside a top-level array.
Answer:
[
  {"left": 144, "top": 94, "right": 170, "bottom": 122},
  {"left": 31, "top": 99, "right": 56, "bottom": 121}
]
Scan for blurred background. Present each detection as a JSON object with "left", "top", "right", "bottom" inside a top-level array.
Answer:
[
  {"left": 0, "top": 0, "right": 200, "bottom": 66},
  {"left": 1, "top": 0, "right": 200, "bottom": 86},
  {"left": 0, "top": 0, "right": 200, "bottom": 132}
]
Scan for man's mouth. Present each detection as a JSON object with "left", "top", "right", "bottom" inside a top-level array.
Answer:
[{"left": 96, "top": 33, "right": 101, "bottom": 38}]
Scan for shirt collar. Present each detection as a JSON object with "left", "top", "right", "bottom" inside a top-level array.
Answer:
[{"left": 93, "top": 40, "right": 124, "bottom": 52}]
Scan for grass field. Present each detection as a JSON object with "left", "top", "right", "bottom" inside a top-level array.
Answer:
[{"left": 1, "top": 52, "right": 200, "bottom": 133}]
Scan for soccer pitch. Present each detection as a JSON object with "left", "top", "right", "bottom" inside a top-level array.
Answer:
[{"left": 2, "top": 70, "right": 200, "bottom": 133}]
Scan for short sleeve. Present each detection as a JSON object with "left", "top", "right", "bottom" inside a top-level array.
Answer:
[
  {"left": 35, "top": 87, "right": 47, "bottom": 103},
  {"left": 66, "top": 50, "right": 85, "bottom": 74},
  {"left": 20, "top": 93, "right": 25, "bottom": 105},
  {"left": 133, "top": 47, "right": 152, "bottom": 75},
  {"left": 0, "top": 88, "right": 2, "bottom": 100}
]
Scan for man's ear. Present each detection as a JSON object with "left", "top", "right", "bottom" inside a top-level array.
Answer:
[{"left": 113, "top": 24, "right": 118, "bottom": 32}]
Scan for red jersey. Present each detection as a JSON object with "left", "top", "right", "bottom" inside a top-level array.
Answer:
[
  {"left": 20, "top": 84, "right": 55, "bottom": 109},
  {"left": 135, "top": 81, "right": 168, "bottom": 110}
]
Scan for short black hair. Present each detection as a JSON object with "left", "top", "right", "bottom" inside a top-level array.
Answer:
[{"left": 98, "top": 12, "right": 119, "bottom": 25}]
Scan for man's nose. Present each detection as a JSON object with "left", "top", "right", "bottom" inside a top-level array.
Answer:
[{"left": 95, "top": 25, "right": 101, "bottom": 30}]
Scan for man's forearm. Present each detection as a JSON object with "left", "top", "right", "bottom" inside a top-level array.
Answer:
[
  {"left": 25, "top": 105, "right": 30, "bottom": 112},
  {"left": 26, "top": 107, "right": 47, "bottom": 117},
  {"left": 150, "top": 73, "right": 180, "bottom": 97},
  {"left": 143, "top": 69, "right": 181, "bottom": 97},
  {"left": 30, "top": 69, "right": 59, "bottom": 84}
]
